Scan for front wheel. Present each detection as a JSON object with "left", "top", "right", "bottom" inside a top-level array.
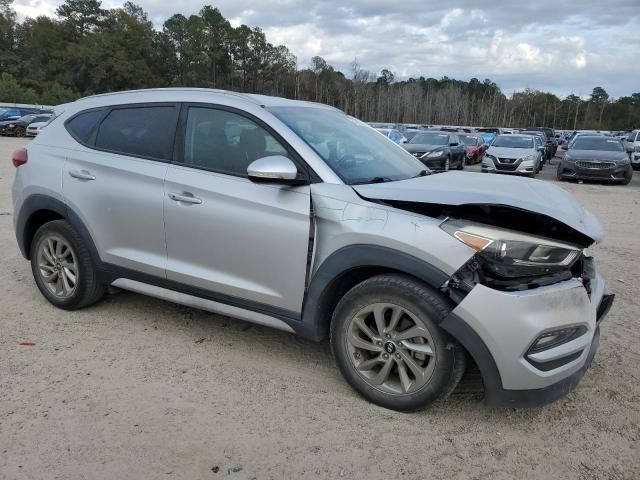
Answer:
[
  {"left": 330, "top": 274, "right": 466, "bottom": 411},
  {"left": 30, "top": 220, "right": 105, "bottom": 309},
  {"left": 620, "top": 169, "right": 633, "bottom": 185},
  {"left": 15, "top": 126, "right": 26, "bottom": 137}
]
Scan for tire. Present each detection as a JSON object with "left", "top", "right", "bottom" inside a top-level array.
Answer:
[
  {"left": 15, "top": 126, "right": 26, "bottom": 137},
  {"left": 444, "top": 156, "right": 450, "bottom": 171},
  {"left": 330, "top": 274, "right": 466, "bottom": 411},
  {"left": 556, "top": 164, "right": 564, "bottom": 181},
  {"left": 620, "top": 169, "right": 633, "bottom": 185},
  {"left": 30, "top": 220, "right": 104, "bottom": 310},
  {"left": 457, "top": 155, "right": 465, "bottom": 170}
]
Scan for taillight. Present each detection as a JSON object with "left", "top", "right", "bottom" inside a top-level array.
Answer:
[{"left": 12, "top": 148, "right": 27, "bottom": 167}]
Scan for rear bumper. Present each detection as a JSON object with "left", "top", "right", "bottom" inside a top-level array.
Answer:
[{"left": 442, "top": 272, "right": 614, "bottom": 408}]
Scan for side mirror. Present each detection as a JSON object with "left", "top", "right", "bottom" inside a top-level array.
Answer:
[{"left": 247, "top": 155, "right": 300, "bottom": 184}]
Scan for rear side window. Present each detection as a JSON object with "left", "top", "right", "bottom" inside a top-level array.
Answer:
[
  {"left": 66, "top": 110, "right": 106, "bottom": 143},
  {"left": 95, "top": 106, "right": 178, "bottom": 160}
]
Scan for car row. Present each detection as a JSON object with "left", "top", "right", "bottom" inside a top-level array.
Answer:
[{"left": 0, "top": 113, "right": 52, "bottom": 137}]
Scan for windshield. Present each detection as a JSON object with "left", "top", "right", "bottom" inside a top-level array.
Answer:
[
  {"left": 409, "top": 132, "right": 449, "bottom": 145},
  {"left": 17, "top": 114, "right": 37, "bottom": 123},
  {"left": 459, "top": 136, "right": 478, "bottom": 146},
  {"left": 491, "top": 136, "right": 533, "bottom": 148},
  {"left": 267, "top": 107, "right": 425, "bottom": 184},
  {"left": 572, "top": 137, "right": 623, "bottom": 151}
]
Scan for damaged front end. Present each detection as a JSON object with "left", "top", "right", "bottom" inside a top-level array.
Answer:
[{"left": 437, "top": 217, "right": 595, "bottom": 303}]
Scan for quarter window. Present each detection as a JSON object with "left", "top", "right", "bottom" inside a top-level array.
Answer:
[
  {"left": 66, "top": 110, "right": 107, "bottom": 144},
  {"left": 182, "top": 107, "right": 288, "bottom": 176},
  {"left": 95, "top": 106, "right": 178, "bottom": 160}
]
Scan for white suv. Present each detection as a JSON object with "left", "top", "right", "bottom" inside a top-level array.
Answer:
[{"left": 11, "top": 89, "right": 613, "bottom": 410}]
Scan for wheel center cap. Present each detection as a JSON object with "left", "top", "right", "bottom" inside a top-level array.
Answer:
[{"left": 384, "top": 341, "right": 396, "bottom": 354}]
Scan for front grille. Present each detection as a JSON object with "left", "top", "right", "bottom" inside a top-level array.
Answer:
[
  {"left": 497, "top": 157, "right": 517, "bottom": 164},
  {"left": 576, "top": 161, "right": 615, "bottom": 169},
  {"left": 493, "top": 157, "right": 520, "bottom": 171}
]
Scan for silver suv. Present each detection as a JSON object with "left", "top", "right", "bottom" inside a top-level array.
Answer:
[{"left": 11, "top": 89, "right": 614, "bottom": 411}]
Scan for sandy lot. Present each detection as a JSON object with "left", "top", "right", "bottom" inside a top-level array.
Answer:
[{"left": 1, "top": 136, "right": 639, "bottom": 479}]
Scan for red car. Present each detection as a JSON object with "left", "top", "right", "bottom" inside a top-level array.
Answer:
[{"left": 459, "top": 134, "right": 488, "bottom": 164}]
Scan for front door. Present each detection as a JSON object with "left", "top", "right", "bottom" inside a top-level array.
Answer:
[{"left": 163, "top": 105, "right": 311, "bottom": 314}]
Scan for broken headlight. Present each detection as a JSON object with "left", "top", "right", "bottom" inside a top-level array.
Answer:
[{"left": 441, "top": 220, "right": 580, "bottom": 278}]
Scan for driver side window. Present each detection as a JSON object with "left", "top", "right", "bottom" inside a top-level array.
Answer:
[{"left": 182, "top": 107, "right": 289, "bottom": 176}]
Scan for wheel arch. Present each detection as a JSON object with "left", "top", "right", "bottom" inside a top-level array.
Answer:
[
  {"left": 16, "top": 194, "right": 100, "bottom": 264},
  {"left": 300, "top": 245, "right": 450, "bottom": 342}
]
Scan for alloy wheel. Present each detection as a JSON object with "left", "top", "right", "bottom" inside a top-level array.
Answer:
[
  {"left": 36, "top": 234, "right": 78, "bottom": 298},
  {"left": 345, "top": 303, "right": 437, "bottom": 395}
]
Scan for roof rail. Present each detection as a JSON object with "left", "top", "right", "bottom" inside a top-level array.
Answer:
[{"left": 79, "top": 87, "right": 263, "bottom": 105}]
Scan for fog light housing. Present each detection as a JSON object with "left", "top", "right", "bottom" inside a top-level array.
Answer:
[{"left": 528, "top": 326, "right": 588, "bottom": 354}]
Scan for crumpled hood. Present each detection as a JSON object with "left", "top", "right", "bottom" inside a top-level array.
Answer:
[
  {"left": 566, "top": 149, "right": 629, "bottom": 162},
  {"left": 353, "top": 171, "right": 603, "bottom": 243}
]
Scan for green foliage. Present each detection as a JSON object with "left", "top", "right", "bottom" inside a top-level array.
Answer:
[
  {"left": 0, "top": 72, "right": 39, "bottom": 103},
  {"left": 0, "top": 0, "right": 638, "bottom": 129}
]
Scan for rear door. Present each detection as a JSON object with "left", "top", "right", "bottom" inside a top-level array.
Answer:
[
  {"left": 163, "top": 104, "right": 311, "bottom": 314},
  {"left": 63, "top": 104, "right": 179, "bottom": 278}
]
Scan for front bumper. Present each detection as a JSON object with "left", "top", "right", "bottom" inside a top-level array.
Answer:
[
  {"left": 558, "top": 159, "right": 631, "bottom": 181},
  {"left": 421, "top": 155, "right": 448, "bottom": 171},
  {"left": 482, "top": 157, "right": 536, "bottom": 175},
  {"left": 441, "top": 271, "right": 613, "bottom": 407}
]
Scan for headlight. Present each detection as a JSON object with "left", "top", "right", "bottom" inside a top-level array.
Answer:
[
  {"left": 519, "top": 154, "right": 536, "bottom": 163},
  {"left": 441, "top": 220, "right": 580, "bottom": 278},
  {"left": 8, "top": 123, "right": 14, "bottom": 127},
  {"left": 485, "top": 154, "right": 496, "bottom": 162},
  {"left": 425, "top": 150, "right": 444, "bottom": 158}
]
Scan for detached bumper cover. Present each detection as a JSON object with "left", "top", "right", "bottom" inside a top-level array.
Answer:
[{"left": 442, "top": 276, "right": 614, "bottom": 408}]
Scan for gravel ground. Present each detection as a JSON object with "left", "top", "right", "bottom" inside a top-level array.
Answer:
[{"left": 1, "top": 137, "right": 639, "bottom": 480}]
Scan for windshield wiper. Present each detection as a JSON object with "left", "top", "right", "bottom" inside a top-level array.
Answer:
[
  {"left": 351, "top": 176, "right": 393, "bottom": 185},
  {"left": 412, "top": 169, "right": 431, "bottom": 178}
]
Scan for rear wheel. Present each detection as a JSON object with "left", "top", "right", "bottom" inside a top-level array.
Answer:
[
  {"left": 457, "top": 155, "right": 465, "bottom": 170},
  {"left": 330, "top": 274, "right": 466, "bottom": 411},
  {"left": 30, "top": 220, "right": 104, "bottom": 309}
]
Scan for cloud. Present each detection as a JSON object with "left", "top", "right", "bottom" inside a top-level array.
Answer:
[{"left": 12, "top": 0, "right": 640, "bottom": 97}]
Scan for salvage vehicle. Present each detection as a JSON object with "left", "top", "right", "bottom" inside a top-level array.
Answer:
[
  {"left": 557, "top": 136, "right": 633, "bottom": 185},
  {"left": 458, "top": 133, "right": 488, "bottom": 164},
  {"left": 402, "top": 131, "right": 466, "bottom": 170},
  {"left": 482, "top": 134, "right": 544, "bottom": 177},
  {"left": 12, "top": 88, "right": 613, "bottom": 411}
]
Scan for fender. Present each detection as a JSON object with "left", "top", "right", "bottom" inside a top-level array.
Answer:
[
  {"left": 300, "top": 244, "right": 450, "bottom": 341},
  {"left": 15, "top": 193, "right": 101, "bottom": 265}
]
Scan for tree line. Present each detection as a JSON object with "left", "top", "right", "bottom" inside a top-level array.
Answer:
[{"left": 1, "top": 0, "right": 639, "bottom": 130}]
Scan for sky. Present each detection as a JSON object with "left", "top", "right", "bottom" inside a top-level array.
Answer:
[{"left": 12, "top": 0, "right": 640, "bottom": 99}]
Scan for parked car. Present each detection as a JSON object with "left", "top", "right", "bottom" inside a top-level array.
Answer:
[
  {"left": 12, "top": 89, "right": 613, "bottom": 411},
  {"left": 557, "top": 136, "right": 633, "bottom": 184},
  {"left": 0, "top": 113, "right": 51, "bottom": 137},
  {"left": 375, "top": 128, "right": 407, "bottom": 145},
  {"left": 482, "top": 134, "right": 544, "bottom": 177},
  {"left": 458, "top": 133, "right": 488, "bottom": 164},
  {"left": 622, "top": 130, "right": 640, "bottom": 169},
  {"left": 403, "top": 128, "right": 422, "bottom": 142},
  {"left": 0, "top": 107, "right": 40, "bottom": 122},
  {"left": 521, "top": 131, "right": 552, "bottom": 162},
  {"left": 26, "top": 119, "right": 52, "bottom": 137},
  {"left": 402, "top": 131, "right": 466, "bottom": 170},
  {"left": 525, "top": 127, "right": 557, "bottom": 155},
  {"left": 476, "top": 128, "right": 500, "bottom": 144}
]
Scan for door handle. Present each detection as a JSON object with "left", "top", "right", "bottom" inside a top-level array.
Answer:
[
  {"left": 168, "top": 192, "right": 202, "bottom": 204},
  {"left": 69, "top": 170, "right": 96, "bottom": 181}
]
